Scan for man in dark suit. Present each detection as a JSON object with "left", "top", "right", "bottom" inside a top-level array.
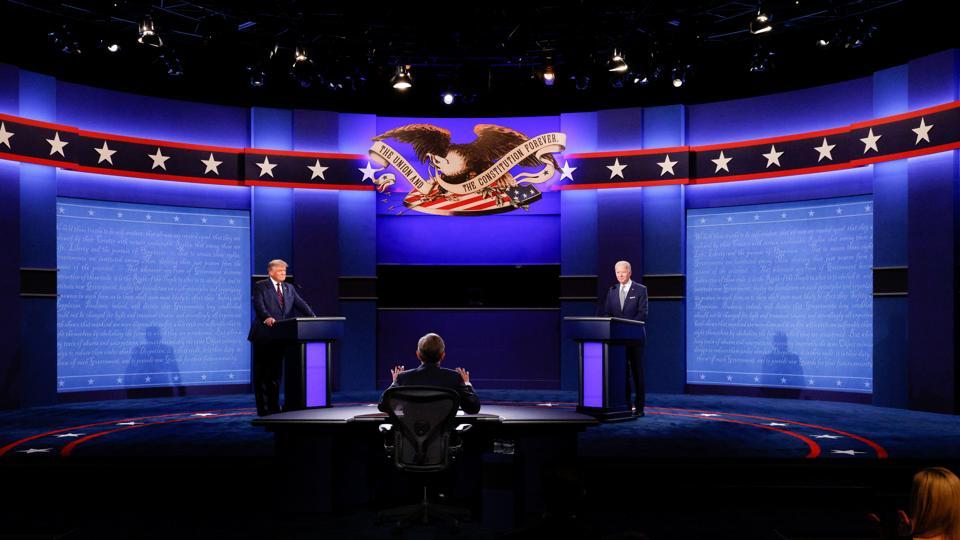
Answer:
[
  {"left": 247, "top": 259, "right": 316, "bottom": 416},
  {"left": 379, "top": 333, "right": 481, "bottom": 414},
  {"left": 598, "top": 260, "right": 648, "bottom": 417}
]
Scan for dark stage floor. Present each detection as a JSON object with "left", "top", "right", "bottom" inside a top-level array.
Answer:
[
  {"left": 1, "top": 390, "right": 958, "bottom": 460},
  {"left": 2, "top": 391, "right": 958, "bottom": 539}
]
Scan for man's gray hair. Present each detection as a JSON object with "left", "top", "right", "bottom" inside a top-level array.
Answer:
[
  {"left": 417, "top": 333, "right": 445, "bottom": 364},
  {"left": 615, "top": 260, "right": 632, "bottom": 271},
  {"left": 267, "top": 259, "right": 289, "bottom": 271}
]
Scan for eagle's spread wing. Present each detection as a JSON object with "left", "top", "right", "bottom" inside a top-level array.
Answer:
[
  {"left": 471, "top": 124, "right": 559, "bottom": 170},
  {"left": 372, "top": 124, "right": 451, "bottom": 164}
]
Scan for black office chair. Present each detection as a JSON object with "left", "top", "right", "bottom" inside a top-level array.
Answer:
[{"left": 377, "top": 386, "right": 473, "bottom": 530}]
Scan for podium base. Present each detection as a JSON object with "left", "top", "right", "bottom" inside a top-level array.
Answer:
[{"left": 576, "top": 407, "right": 635, "bottom": 422}]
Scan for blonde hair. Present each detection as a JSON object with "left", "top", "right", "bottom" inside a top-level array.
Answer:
[
  {"left": 910, "top": 467, "right": 960, "bottom": 540},
  {"left": 267, "top": 259, "right": 288, "bottom": 271}
]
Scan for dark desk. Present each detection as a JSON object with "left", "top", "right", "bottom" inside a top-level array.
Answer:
[{"left": 253, "top": 404, "right": 597, "bottom": 526}]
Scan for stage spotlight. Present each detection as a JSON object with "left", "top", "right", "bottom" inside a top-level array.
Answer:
[
  {"left": 391, "top": 65, "right": 413, "bottom": 90},
  {"left": 608, "top": 49, "right": 628, "bottom": 73},
  {"left": 247, "top": 64, "right": 266, "bottom": 87},
  {"left": 293, "top": 46, "right": 309, "bottom": 66},
  {"left": 101, "top": 40, "right": 120, "bottom": 53},
  {"left": 671, "top": 65, "right": 687, "bottom": 87},
  {"left": 48, "top": 25, "right": 82, "bottom": 55},
  {"left": 749, "top": 7, "right": 773, "bottom": 34},
  {"left": 158, "top": 53, "right": 182, "bottom": 77},
  {"left": 843, "top": 18, "right": 876, "bottom": 49},
  {"left": 543, "top": 65, "right": 555, "bottom": 86},
  {"left": 442, "top": 92, "right": 455, "bottom": 105},
  {"left": 748, "top": 48, "right": 775, "bottom": 73},
  {"left": 137, "top": 16, "right": 163, "bottom": 48},
  {"left": 572, "top": 73, "right": 591, "bottom": 91},
  {"left": 816, "top": 37, "right": 830, "bottom": 48}
]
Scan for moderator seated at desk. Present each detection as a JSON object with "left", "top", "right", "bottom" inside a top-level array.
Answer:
[{"left": 378, "top": 333, "right": 481, "bottom": 415}]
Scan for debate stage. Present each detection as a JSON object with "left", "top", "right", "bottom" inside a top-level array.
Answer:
[{"left": 2, "top": 390, "right": 959, "bottom": 538}]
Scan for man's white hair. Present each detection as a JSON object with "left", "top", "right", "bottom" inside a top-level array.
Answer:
[
  {"left": 615, "top": 260, "right": 632, "bottom": 271},
  {"left": 267, "top": 259, "right": 288, "bottom": 271}
]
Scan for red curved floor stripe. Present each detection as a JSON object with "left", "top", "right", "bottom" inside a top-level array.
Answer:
[
  {"left": 650, "top": 406, "right": 888, "bottom": 459},
  {"left": 0, "top": 408, "right": 254, "bottom": 457},
  {"left": 651, "top": 411, "right": 821, "bottom": 458},
  {"left": 61, "top": 412, "right": 255, "bottom": 457}
]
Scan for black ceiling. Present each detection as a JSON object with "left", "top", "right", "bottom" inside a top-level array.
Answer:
[{"left": 0, "top": 0, "right": 954, "bottom": 117}]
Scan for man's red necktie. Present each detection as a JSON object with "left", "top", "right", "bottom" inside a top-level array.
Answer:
[{"left": 276, "top": 282, "right": 285, "bottom": 310}]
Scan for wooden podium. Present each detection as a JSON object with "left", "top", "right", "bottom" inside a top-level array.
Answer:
[
  {"left": 563, "top": 316, "right": 646, "bottom": 421},
  {"left": 270, "top": 317, "right": 345, "bottom": 410}
]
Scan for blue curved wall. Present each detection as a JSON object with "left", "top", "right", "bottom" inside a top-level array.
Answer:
[{"left": 1, "top": 48, "right": 957, "bottom": 412}]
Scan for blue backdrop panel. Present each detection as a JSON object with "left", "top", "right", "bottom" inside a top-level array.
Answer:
[
  {"left": 56, "top": 198, "right": 251, "bottom": 392},
  {"left": 376, "top": 310, "right": 560, "bottom": 390},
  {"left": 686, "top": 195, "right": 874, "bottom": 393}
]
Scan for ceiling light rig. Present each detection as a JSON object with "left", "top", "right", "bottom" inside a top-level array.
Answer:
[{"left": 542, "top": 64, "right": 556, "bottom": 86}]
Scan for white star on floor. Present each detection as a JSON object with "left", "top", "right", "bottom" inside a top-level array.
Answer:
[
  {"left": 55, "top": 433, "right": 85, "bottom": 438},
  {"left": 808, "top": 210, "right": 815, "bottom": 217},
  {"left": 116, "top": 212, "right": 123, "bottom": 218},
  {"left": 201, "top": 217, "right": 207, "bottom": 224},
  {"left": 87, "top": 378, "right": 94, "bottom": 385},
  {"left": 864, "top": 381, "right": 872, "bottom": 388},
  {"left": 780, "top": 377, "right": 787, "bottom": 383},
  {"left": 307, "top": 160, "right": 328, "bottom": 180},
  {"left": 0, "top": 122, "right": 14, "bottom": 148},
  {"left": 831, "top": 450, "right": 865, "bottom": 456},
  {"left": 115, "top": 376, "right": 123, "bottom": 383},
  {"left": 201, "top": 153, "right": 222, "bottom": 175},
  {"left": 18, "top": 448, "right": 52, "bottom": 454},
  {"left": 753, "top": 214, "right": 760, "bottom": 221},
  {"left": 148, "top": 148, "right": 170, "bottom": 170},
  {"left": 711, "top": 151, "right": 732, "bottom": 173},
  {"left": 192, "top": 413, "right": 216, "bottom": 417},
  {"left": 766, "top": 422, "right": 788, "bottom": 427},
  {"left": 47, "top": 132, "right": 69, "bottom": 157},
  {"left": 58, "top": 207, "right": 64, "bottom": 214},
  {"left": 762, "top": 145, "right": 783, "bottom": 168},
  {"left": 87, "top": 209, "right": 95, "bottom": 216},
  {"left": 201, "top": 374, "right": 208, "bottom": 381},
  {"left": 94, "top": 141, "right": 116, "bottom": 165},
  {"left": 57, "top": 379, "right": 64, "bottom": 387},
  {"left": 358, "top": 161, "right": 380, "bottom": 182},
  {"left": 256, "top": 156, "right": 277, "bottom": 177},
  {"left": 726, "top": 375, "right": 733, "bottom": 381},
  {"left": 836, "top": 208, "right": 843, "bottom": 214},
  {"left": 865, "top": 205, "right": 872, "bottom": 212},
  {"left": 860, "top": 128, "right": 882, "bottom": 154},
  {"left": 780, "top": 212, "right": 787, "bottom": 218},
  {"left": 606, "top": 158, "right": 628, "bottom": 179},
  {"left": 808, "top": 379, "right": 815, "bottom": 385},
  {"left": 228, "top": 373, "right": 235, "bottom": 379},
  {"left": 726, "top": 216, "right": 733, "bottom": 222},
  {"left": 144, "top": 376, "right": 151, "bottom": 383},
  {"left": 813, "top": 434, "right": 843, "bottom": 439},
  {"left": 699, "top": 218, "right": 706, "bottom": 224},
  {"left": 814, "top": 138, "right": 836, "bottom": 162},
  {"left": 227, "top": 219, "right": 235, "bottom": 225},
  {"left": 172, "top": 375, "right": 180, "bottom": 382},
  {"left": 145, "top": 214, "right": 152, "bottom": 220},
  {"left": 559, "top": 160, "right": 577, "bottom": 181},
  {"left": 173, "top": 216, "right": 180, "bottom": 222},
  {"left": 699, "top": 374, "right": 706, "bottom": 380},
  {"left": 657, "top": 155, "right": 677, "bottom": 176},
  {"left": 754, "top": 376, "right": 760, "bottom": 382},
  {"left": 912, "top": 117, "right": 933, "bottom": 144},
  {"left": 836, "top": 380, "right": 844, "bottom": 386}
]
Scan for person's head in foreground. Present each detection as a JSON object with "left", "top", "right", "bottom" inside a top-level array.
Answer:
[
  {"left": 416, "top": 332, "right": 445, "bottom": 365},
  {"left": 902, "top": 467, "right": 960, "bottom": 540}
]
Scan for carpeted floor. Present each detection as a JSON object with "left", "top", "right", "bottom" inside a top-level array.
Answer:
[{"left": 1, "top": 390, "right": 958, "bottom": 461}]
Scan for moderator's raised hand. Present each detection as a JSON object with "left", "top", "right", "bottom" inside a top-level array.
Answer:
[
  {"left": 391, "top": 365, "right": 405, "bottom": 382},
  {"left": 455, "top": 367, "right": 470, "bottom": 384}
]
